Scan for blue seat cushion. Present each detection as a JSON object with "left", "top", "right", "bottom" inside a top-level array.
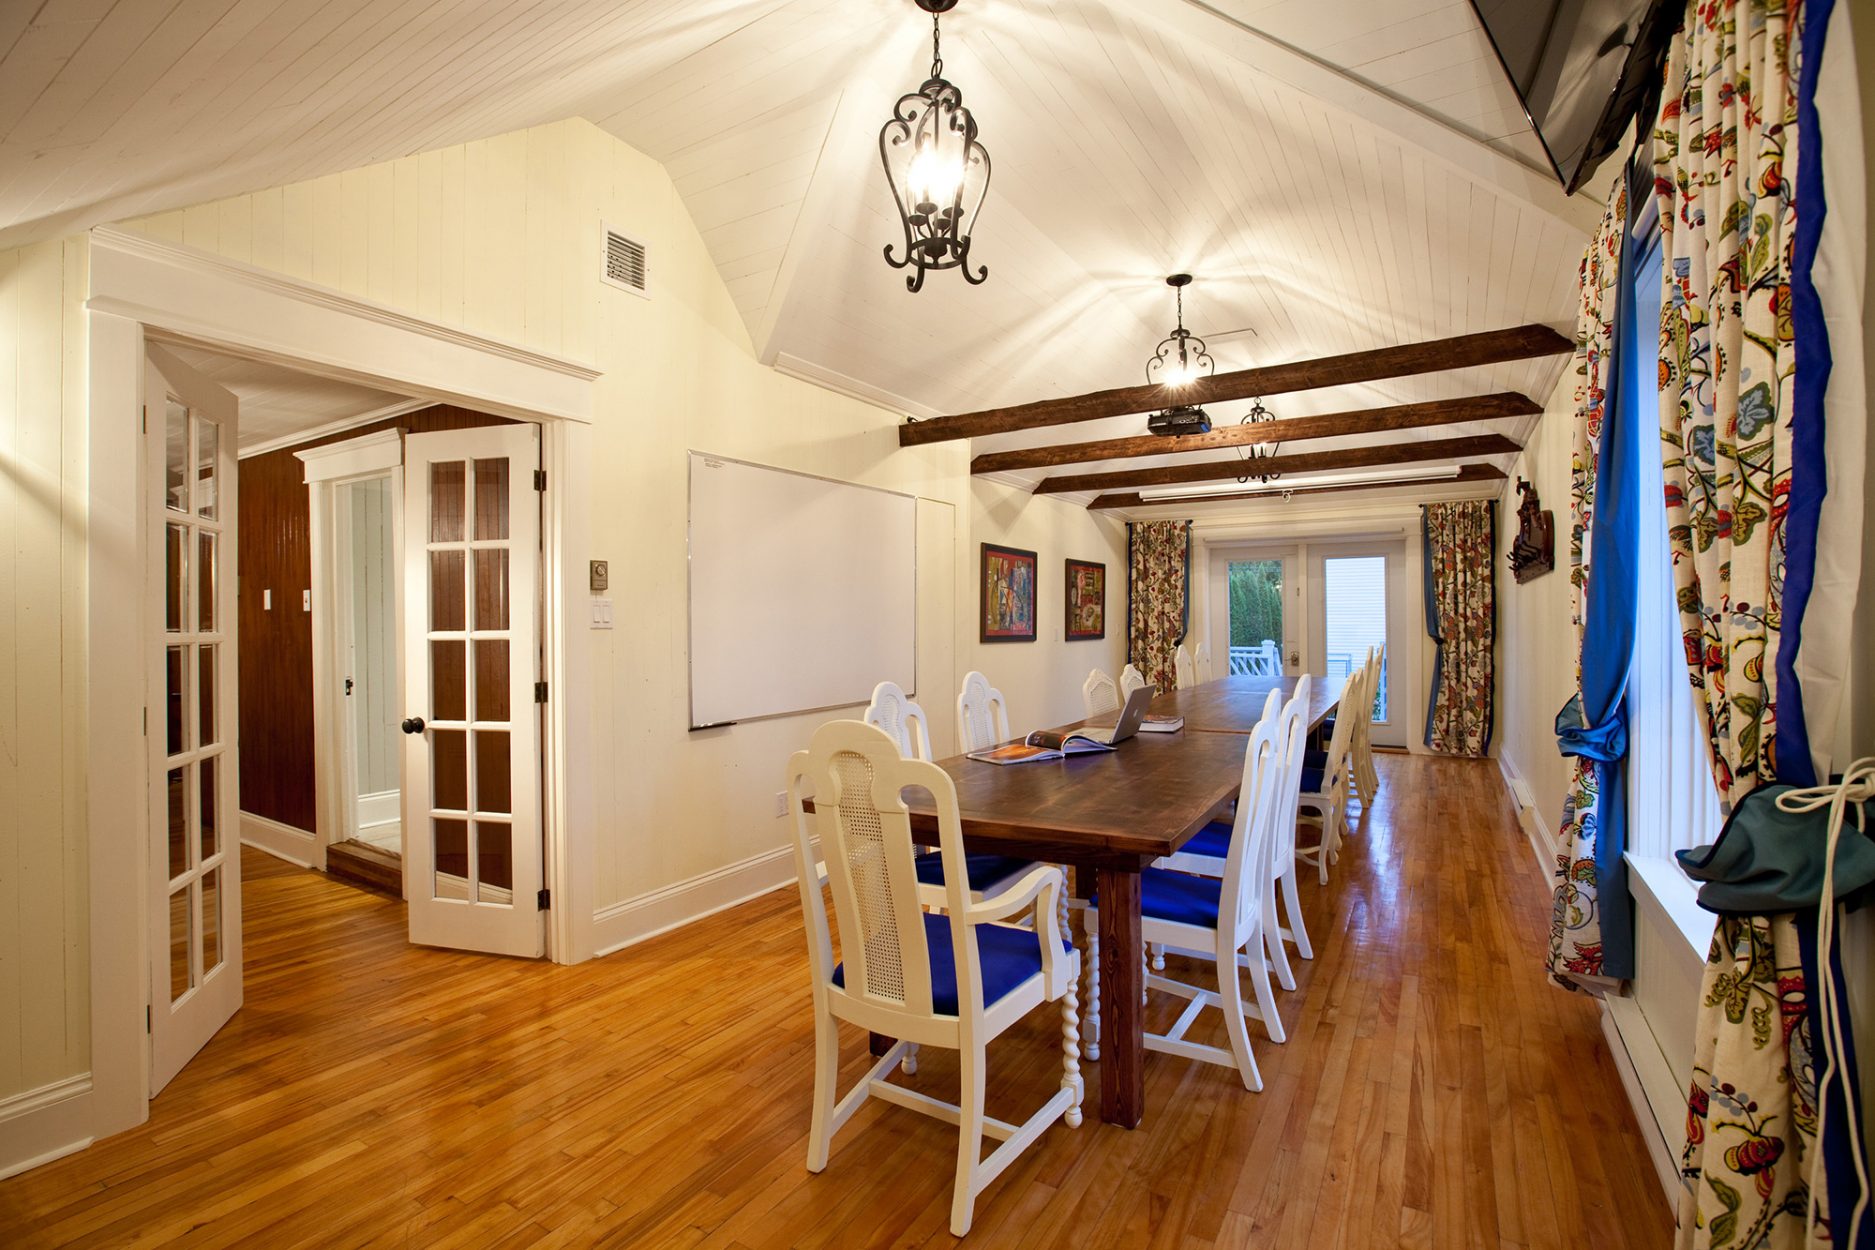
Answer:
[
  {"left": 1182, "top": 819, "right": 1233, "bottom": 860},
  {"left": 1301, "top": 765, "right": 1324, "bottom": 793},
  {"left": 1089, "top": 868, "right": 1225, "bottom": 929},
  {"left": 1304, "top": 747, "right": 1328, "bottom": 770},
  {"left": 831, "top": 912, "right": 1069, "bottom": 1015},
  {"left": 914, "top": 852, "right": 1033, "bottom": 893}
]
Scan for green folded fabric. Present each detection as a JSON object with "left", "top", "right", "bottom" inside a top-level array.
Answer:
[{"left": 1676, "top": 781, "right": 1875, "bottom": 915}]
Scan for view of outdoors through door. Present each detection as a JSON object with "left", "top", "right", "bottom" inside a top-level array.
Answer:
[
  {"left": 147, "top": 349, "right": 242, "bottom": 1093},
  {"left": 1226, "top": 559, "right": 1284, "bottom": 676},
  {"left": 403, "top": 425, "right": 544, "bottom": 958},
  {"left": 1322, "top": 556, "right": 1388, "bottom": 721}
]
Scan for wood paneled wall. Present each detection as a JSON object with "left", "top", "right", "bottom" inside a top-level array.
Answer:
[
  {"left": 237, "top": 405, "right": 513, "bottom": 832},
  {"left": 0, "top": 237, "right": 90, "bottom": 1100}
]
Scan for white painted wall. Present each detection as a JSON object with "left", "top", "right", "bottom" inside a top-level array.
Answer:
[
  {"left": 1494, "top": 369, "right": 1576, "bottom": 834},
  {"left": 0, "top": 117, "right": 1137, "bottom": 1133},
  {"left": 966, "top": 480, "right": 1129, "bottom": 735},
  {"left": 0, "top": 236, "right": 91, "bottom": 1113}
]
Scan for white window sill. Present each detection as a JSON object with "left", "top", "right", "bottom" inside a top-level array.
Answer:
[{"left": 1625, "top": 852, "right": 1717, "bottom": 965}]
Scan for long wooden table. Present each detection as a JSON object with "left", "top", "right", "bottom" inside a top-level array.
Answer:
[
  {"left": 1146, "top": 673, "right": 1339, "bottom": 735},
  {"left": 891, "top": 675, "right": 1340, "bottom": 1129}
]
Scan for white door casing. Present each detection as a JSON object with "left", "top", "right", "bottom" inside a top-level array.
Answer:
[
  {"left": 144, "top": 344, "right": 242, "bottom": 1094},
  {"left": 402, "top": 424, "right": 545, "bottom": 957}
]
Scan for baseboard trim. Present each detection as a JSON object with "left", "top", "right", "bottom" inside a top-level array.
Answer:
[
  {"left": 591, "top": 843, "right": 799, "bottom": 958},
  {"left": 1496, "top": 754, "right": 1552, "bottom": 881},
  {"left": 356, "top": 790, "right": 399, "bottom": 829},
  {"left": 1599, "top": 999, "right": 1682, "bottom": 1213},
  {"left": 0, "top": 1074, "right": 94, "bottom": 1181},
  {"left": 241, "top": 812, "right": 318, "bottom": 869}
]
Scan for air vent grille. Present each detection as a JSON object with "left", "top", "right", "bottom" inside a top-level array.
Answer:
[{"left": 603, "top": 226, "right": 649, "bottom": 296}]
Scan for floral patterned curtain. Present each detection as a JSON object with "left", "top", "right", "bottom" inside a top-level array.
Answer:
[
  {"left": 1127, "top": 520, "right": 1189, "bottom": 693},
  {"left": 1652, "top": 3, "right": 1856, "bottom": 1246},
  {"left": 1421, "top": 499, "right": 1496, "bottom": 756},
  {"left": 1545, "top": 176, "right": 1628, "bottom": 986}
]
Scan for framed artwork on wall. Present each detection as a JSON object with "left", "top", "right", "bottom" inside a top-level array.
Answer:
[
  {"left": 980, "top": 543, "right": 1038, "bottom": 643},
  {"left": 1064, "top": 558, "right": 1105, "bottom": 641}
]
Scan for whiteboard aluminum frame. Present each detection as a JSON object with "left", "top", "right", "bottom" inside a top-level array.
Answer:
[{"left": 685, "top": 450, "right": 919, "bottom": 730}]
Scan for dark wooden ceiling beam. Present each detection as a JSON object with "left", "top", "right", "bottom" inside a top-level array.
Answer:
[
  {"left": 1034, "top": 432, "right": 1522, "bottom": 495},
  {"left": 1086, "top": 463, "right": 1509, "bottom": 509},
  {"left": 970, "top": 391, "right": 1540, "bottom": 474},
  {"left": 900, "top": 323, "right": 1570, "bottom": 446}
]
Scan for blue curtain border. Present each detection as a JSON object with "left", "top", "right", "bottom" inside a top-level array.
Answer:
[
  {"left": 1421, "top": 504, "right": 1444, "bottom": 748},
  {"left": 1777, "top": 0, "right": 1835, "bottom": 789}
]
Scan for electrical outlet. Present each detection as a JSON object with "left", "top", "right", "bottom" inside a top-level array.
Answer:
[{"left": 774, "top": 790, "right": 788, "bottom": 819}]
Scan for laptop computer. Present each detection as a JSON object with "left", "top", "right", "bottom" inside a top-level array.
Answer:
[{"left": 1079, "top": 683, "right": 1155, "bottom": 746}]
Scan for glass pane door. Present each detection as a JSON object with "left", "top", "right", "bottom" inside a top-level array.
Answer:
[
  {"left": 403, "top": 425, "right": 543, "bottom": 957},
  {"left": 1308, "top": 543, "right": 1408, "bottom": 749},
  {"left": 146, "top": 350, "right": 241, "bottom": 1095},
  {"left": 1208, "top": 544, "right": 1297, "bottom": 680}
]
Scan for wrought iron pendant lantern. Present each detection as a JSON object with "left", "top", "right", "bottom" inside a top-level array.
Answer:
[
  {"left": 1147, "top": 274, "right": 1214, "bottom": 436},
  {"left": 1235, "top": 398, "right": 1282, "bottom": 483},
  {"left": 880, "top": 0, "right": 990, "bottom": 293}
]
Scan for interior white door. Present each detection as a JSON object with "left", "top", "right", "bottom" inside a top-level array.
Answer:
[
  {"left": 401, "top": 425, "right": 544, "bottom": 957},
  {"left": 145, "top": 344, "right": 242, "bottom": 1094}
]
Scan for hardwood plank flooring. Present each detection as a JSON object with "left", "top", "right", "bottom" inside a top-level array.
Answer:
[{"left": 0, "top": 755, "right": 1671, "bottom": 1248}]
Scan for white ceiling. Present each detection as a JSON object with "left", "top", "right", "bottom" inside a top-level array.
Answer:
[
  {"left": 1, "top": 0, "right": 1592, "bottom": 511},
  {"left": 163, "top": 343, "right": 417, "bottom": 454}
]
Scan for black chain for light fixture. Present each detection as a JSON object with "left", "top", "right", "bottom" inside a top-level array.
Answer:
[{"left": 879, "top": 0, "right": 990, "bottom": 293}]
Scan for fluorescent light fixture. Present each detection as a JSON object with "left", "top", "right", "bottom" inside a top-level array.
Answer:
[{"left": 1138, "top": 463, "right": 1462, "bottom": 502}]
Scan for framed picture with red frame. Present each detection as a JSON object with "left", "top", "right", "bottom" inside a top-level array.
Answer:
[
  {"left": 980, "top": 543, "right": 1037, "bottom": 643},
  {"left": 1064, "top": 558, "right": 1105, "bottom": 641}
]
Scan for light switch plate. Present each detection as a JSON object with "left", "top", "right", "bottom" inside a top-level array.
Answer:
[{"left": 590, "top": 598, "right": 613, "bottom": 629}]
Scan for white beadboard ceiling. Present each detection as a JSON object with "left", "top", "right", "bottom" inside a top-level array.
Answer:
[
  {"left": 164, "top": 343, "right": 417, "bottom": 454},
  {"left": 0, "top": 0, "right": 1592, "bottom": 511}
]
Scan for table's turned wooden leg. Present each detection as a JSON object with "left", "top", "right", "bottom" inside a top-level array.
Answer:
[{"left": 1096, "top": 865, "right": 1145, "bottom": 1128}]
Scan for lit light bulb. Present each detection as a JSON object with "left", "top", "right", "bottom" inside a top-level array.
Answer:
[
  {"left": 909, "top": 143, "right": 964, "bottom": 203},
  {"left": 1162, "top": 360, "right": 1195, "bottom": 387}
]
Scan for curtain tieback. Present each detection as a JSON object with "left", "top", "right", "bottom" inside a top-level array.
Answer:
[
  {"left": 1775, "top": 759, "right": 1875, "bottom": 1246},
  {"left": 1553, "top": 692, "right": 1626, "bottom": 762}
]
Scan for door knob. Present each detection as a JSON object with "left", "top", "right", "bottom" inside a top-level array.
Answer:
[
  {"left": 400, "top": 717, "right": 426, "bottom": 735},
  {"left": 344, "top": 678, "right": 354, "bottom": 697}
]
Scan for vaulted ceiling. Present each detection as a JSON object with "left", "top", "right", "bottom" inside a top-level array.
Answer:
[{"left": 0, "top": 0, "right": 1593, "bottom": 511}]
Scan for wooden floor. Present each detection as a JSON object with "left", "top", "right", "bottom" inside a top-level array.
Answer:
[{"left": 0, "top": 755, "right": 1671, "bottom": 1248}]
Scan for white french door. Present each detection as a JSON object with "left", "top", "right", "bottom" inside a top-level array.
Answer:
[
  {"left": 145, "top": 345, "right": 241, "bottom": 1094},
  {"left": 401, "top": 425, "right": 545, "bottom": 957},
  {"left": 1304, "top": 542, "right": 1410, "bottom": 749},
  {"left": 1207, "top": 544, "right": 1300, "bottom": 678},
  {"left": 1209, "top": 537, "right": 1415, "bottom": 748}
]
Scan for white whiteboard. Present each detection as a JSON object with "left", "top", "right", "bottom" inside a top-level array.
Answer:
[{"left": 688, "top": 452, "right": 917, "bottom": 728}]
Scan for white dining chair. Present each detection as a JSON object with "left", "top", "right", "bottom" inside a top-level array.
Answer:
[
  {"left": 1194, "top": 641, "right": 1214, "bottom": 685},
  {"left": 1119, "top": 663, "right": 1148, "bottom": 700},
  {"left": 1352, "top": 646, "right": 1381, "bottom": 808},
  {"left": 1083, "top": 668, "right": 1120, "bottom": 718},
  {"left": 956, "top": 670, "right": 1011, "bottom": 755},
  {"left": 785, "top": 721, "right": 1083, "bottom": 1236},
  {"left": 1296, "top": 667, "right": 1364, "bottom": 884},
  {"left": 869, "top": 681, "right": 1031, "bottom": 918},
  {"left": 1173, "top": 643, "right": 1196, "bottom": 689},
  {"left": 1155, "top": 677, "right": 1315, "bottom": 1011},
  {"left": 1081, "top": 704, "right": 1285, "bottom": 1091},
  {"left": 864, "top": 681, "right": 932, "bottom": 761}
]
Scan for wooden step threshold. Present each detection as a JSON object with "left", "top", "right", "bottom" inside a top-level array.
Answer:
[{"left": 325, "top": 839, "right": 403, "bottom": 899}]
